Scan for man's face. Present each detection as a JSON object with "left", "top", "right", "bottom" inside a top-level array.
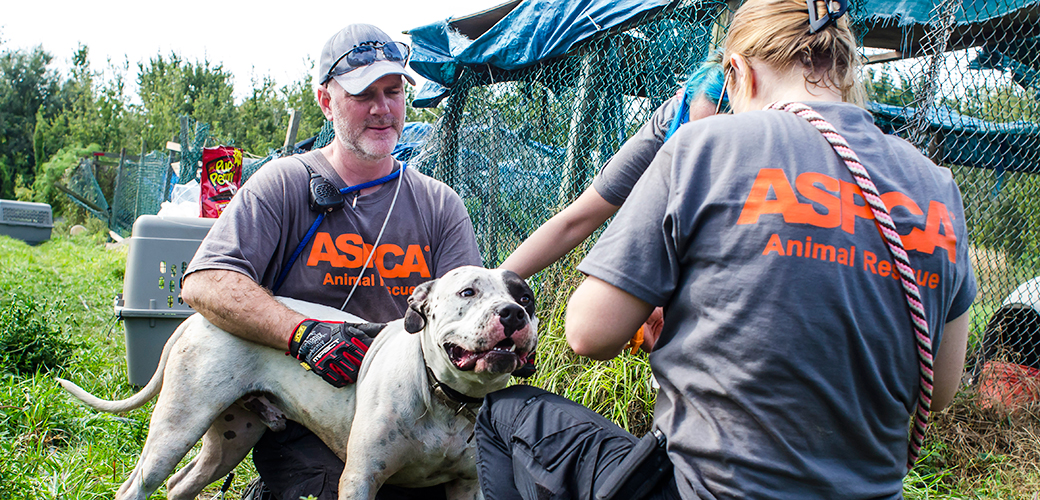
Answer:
[{"left": 326, "top": 74, "right": 406, "bottom": 162}]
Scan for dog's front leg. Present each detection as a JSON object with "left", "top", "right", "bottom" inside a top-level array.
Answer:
[{"left": 337, "top": 430, "right": 407, "bottom": 500}]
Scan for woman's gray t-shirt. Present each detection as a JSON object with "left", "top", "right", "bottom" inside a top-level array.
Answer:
[
  {"left": 580, "top": 102, "right": 976, "bottom": 499},
  {"left": 592, "top": 95, "right": 681, "bottom": 205}
]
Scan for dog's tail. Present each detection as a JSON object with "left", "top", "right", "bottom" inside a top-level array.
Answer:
[{"left": 56, "top": 315, "right": 192, "bottom": 413}]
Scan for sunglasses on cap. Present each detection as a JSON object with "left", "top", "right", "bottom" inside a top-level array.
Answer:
[{"left": 321, "top": 41, "right": 410, "bottom": 85}]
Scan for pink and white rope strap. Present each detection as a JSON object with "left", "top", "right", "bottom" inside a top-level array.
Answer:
[{"left": 767, "top": 101, "right": 934, "bottom": 470}]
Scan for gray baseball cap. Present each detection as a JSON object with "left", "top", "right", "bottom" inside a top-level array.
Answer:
[{"left": 318, "top": 24, "right": 416, "bottom": 94}]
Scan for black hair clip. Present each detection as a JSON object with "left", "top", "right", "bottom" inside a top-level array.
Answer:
[{"left": 807, "top": 0, "right": 848, "bottom": 33}]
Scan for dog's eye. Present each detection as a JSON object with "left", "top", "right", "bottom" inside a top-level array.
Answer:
[
  {"left": 518, "top": 295, "right": 531, "bottom": 305},
  {"left": 459, "top": 288, "right": 475, "bottom": 298}
]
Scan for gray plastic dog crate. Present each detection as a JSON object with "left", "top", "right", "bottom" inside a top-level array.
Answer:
[
  {"left": 117, "top": 215, "right": 216, "bottom": 386},
  {"left": 0, "top": 199, "right": 53, "bottom": 245}
]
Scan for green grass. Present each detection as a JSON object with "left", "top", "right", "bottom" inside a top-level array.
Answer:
[
  {"left": 2, "top": 233, "right": 1038, "bottom": 498},
  {"left": 0, "top": 233, "right": 257, "bottom": 499}
]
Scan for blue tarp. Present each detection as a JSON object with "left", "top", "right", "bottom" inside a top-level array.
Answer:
[
  {"left": 392, "top": 122, "right": 436, "bottom": 162},
  {"left": 870, "top": 102, "right": 1040, "bottom": 173},
  {"left": 860, "top": 0, "right": 1039, "bottom": 26},
  {"left": 408, "top": 0, "right": 669, "bottom": 105},
  {"left": 408, "top": 0, "right": 1040, "bottom": 88}
]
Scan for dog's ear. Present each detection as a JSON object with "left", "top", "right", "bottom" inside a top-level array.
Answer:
[
  {"left": 502, "top": 270, "right": 537, "bottom": 318},
  {"left": 404, "top": 280, "right": 434, "bottom": 334}
]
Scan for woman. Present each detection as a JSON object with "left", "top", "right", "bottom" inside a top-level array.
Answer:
[
  {"left": 499, "top": 57, "right": 727, "bottom": 281},
  {"left": 476, "top": 0, "right": 977, "bottom": 498}
]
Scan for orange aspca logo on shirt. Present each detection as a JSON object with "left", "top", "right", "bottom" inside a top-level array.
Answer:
[
  {"left": 737, "top": 168, "right": 958, "bottom": 262},
  {"left": 305, "top": 232, "right": 431, "bottom": 278}
]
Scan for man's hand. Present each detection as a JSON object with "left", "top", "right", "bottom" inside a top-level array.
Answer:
[{"left": 288, "top": 320, "right": 385, "bottom": 387}]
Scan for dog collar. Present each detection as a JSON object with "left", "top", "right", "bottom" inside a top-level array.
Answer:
[{"left": 424, "top": 366, "right": 484, "bottom": 418}]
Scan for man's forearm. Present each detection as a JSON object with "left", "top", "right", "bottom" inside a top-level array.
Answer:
[{"left": 181, "top": 269, "right": 304, "bottom": 350}]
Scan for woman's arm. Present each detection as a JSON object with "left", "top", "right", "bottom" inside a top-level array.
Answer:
[
  {"left": 566, "top": 275, "right": 654, "bottom": 360},
  {"left": 499, "top": 187, "right": 619, "bottom": 279},
  {"left": 931, "top": 310, "right": 971, "bottom": 411}
]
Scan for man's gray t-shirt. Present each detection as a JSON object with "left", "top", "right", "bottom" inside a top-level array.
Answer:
[
  {"left": 579, "top": 102, "right": 976, "bottom": 499},
  {"left": 185, "top": 149, "right": 482, "bottom": 323},
  {"left": 592, "top": 96, "right": 681, "bottom": 206}
]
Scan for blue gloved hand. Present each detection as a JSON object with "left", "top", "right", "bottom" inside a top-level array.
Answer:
[{"left": 288, "top": 320, "right": 385, "bottom": 387}]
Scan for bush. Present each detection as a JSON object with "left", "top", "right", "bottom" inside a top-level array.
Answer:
[{"left": 0, "top": 293, "right": 75, "bottom": 375}]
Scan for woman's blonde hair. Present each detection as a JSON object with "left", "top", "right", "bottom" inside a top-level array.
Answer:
[{"left": 722, "top": 0, "right": 865, "bottom": 106}]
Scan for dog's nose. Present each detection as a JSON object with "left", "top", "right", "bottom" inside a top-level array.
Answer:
[{"left": 497, "top": 304, "right": 527, "bottom": 334}]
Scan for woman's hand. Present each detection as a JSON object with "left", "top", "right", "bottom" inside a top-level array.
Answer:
[{"left": 640, "top": 307, "right": 665, "bottom": 353}]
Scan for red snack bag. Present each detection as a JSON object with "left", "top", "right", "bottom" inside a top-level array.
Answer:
[{"left": 200, "top": 146, "right": 243, "bottom": 218}]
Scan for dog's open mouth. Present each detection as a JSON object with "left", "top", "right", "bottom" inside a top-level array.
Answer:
[{"left": 444, "top": 338, "right": 528, "bottom": 372}]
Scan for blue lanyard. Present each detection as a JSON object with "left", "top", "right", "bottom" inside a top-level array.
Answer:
[
  {"left": 272, "top": 163, "right": 406, "bottom": 294},
  {"left": 665, "top": 96, "right": 691, "bottom": 142}
]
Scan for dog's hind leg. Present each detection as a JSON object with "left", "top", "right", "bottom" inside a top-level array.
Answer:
[
  {"left": 115, "top": 379, "right": 241, "bottom": 500},
  {"left": 113, "top": 409, "right": 217, "bottom": 500},
  {"left": 166, "top": 405, "right": 266, "bottom": 500}
]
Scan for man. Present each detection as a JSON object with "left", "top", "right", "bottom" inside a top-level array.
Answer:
[{"left": 181, "top": 23, "right": 481, "bottom": 500}]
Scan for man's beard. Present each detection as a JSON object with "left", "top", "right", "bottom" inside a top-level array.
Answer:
[{"left": 333, "top": 114, "right": 402, "bottom": 162}]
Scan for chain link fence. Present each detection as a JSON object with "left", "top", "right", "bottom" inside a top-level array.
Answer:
[
  {"left": 405, "top": 0, "right": 1040, "bottom": 399},
  {"left": 855, "top": 0, "right": 1040, "bottom": 396},
  {"left": 410, "top": 0, "right": 731, "bottom": 266}
]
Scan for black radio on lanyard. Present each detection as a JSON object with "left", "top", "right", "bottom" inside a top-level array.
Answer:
[{"left": 272, "top": 162, "right": 406, "bottom": 294}]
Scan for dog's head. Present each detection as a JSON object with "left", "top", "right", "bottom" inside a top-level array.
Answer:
[{"left": 404, "top": 266, "right": 537, "bottom": 388}]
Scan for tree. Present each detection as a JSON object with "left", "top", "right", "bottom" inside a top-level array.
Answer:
[
  {"left": 406, "top": 85, "right": 444, "bottom": 124},
  {"left": 864, "top": 68, "right": 919, "bottom": 107},
  {"left": 281, "top": 72, "right": 325, "bottom": 143},
  {"left": 33, "top": 45, "right": 135, "bottom": 167},
  {"left": 0, "top": 44, "right": 60, "bottom": 198},
  {"left": 236, "top": 75, "right": 289, "bottom": 154},
  {"left": 135, "top": 53, "right": 237, "bottom": 151}
]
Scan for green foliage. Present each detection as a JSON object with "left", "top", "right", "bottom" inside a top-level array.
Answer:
[
  {"left": 865, "top": 67, "right": 920, "bottom": 107},
  {"left": 0, "top": 235, "right": 263, "bottom": 499},
  {"left": 945, "top": 84, "right": 1040, "bottom": 270},
  {"left": 19, "top": 144, "right": 101, "bottom": 220},
  {"left": 0, "top": 293, "right": 75, "bottom": 376},
  {"left": 33, "top": 45, "right": 136, "bottom": 165},
  {"left": 405, "top": 85, "right": 444, "bottom": 124},
  {"left": 0, "top": 44, "right": 61, "bottom": 199},
  {"left": 136, "top": 53, "right": 238, "bottom": 151},
  {"left": 282, "top": 71, "right": 325, "bottom": 143}
]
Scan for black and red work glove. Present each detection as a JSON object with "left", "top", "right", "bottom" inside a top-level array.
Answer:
[
  {"left": 512, "top": 350, "right": 537, "bottom": 379},
  {"left": 288, "top": 320, "right": 385, "bottom": 387}
]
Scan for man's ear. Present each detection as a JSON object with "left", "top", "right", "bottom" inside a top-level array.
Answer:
[
  {"left": 404, "top": 280, "right": 434, "bottom": 334},
  {"left": 316, "top": 85, "right": 334, "bottom": 121}
]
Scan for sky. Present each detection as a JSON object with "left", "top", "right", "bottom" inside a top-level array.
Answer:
[{"left": 0, "top": 0, "right": 500, "bottom": 100}]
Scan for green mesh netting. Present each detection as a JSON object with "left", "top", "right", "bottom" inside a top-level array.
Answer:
[
  {"left": 63, "top": 158, "right": 110, "bottom": 220},
  {"left": 110, "top": 151, "right": 173, "bottom": 236},
  {"left": 314, "top": 121, "right": 336, "bottom": 150},
  {"left": 177, "top": 119, "right": 210, "bottom": 184}
]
